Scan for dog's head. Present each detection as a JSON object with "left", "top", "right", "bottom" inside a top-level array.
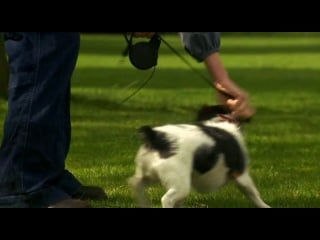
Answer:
[{"left": 196, "top": 105, "right": 240, "bottom": 125}]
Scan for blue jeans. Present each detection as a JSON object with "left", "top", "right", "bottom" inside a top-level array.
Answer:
[{"left": 0, "top": 32, "right": 82, "bottom": 207}]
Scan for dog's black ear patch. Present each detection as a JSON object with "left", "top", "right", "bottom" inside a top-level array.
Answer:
[
  {"left": 138, "top": 126, "right": 176, "bottom": 159},
  {"left": 196, "top": 105, "right": 231, "bottom": 122}
]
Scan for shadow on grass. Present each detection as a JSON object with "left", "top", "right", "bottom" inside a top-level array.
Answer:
[
  {"left": 91, "top": 192, "right": 320, "bottom": 208},
  {"left": 73, "top": 67, "right": 320, "bottom": 89},
  {"left": 79, "top": 33, "right": 320, "bottom": 56},
  {"left": 221, "top": 45, "right": 320, "bottom": 55},
  {"left": 71, "top": 92, "right": 179, "bottom": 113}
]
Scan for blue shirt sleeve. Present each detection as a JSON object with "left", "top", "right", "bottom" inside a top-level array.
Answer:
[{"left": 179, "top": 32, "right": 220, "bottom": 62}]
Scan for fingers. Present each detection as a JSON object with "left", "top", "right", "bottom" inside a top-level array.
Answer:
[
  {"left": 215, "top": 83, "right": 256, "bottom": 121},
  {"left": 226, "top": 98, "right": 256, "bottom": 121},
  {"left": 215, "top": 83, "right": 235, "bottom": 100}
]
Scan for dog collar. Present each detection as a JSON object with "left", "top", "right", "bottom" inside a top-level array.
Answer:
[{"left": 218, "top": 114, "right": 239, "bottom": 125}]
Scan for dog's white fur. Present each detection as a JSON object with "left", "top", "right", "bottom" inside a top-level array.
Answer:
[{"left": 129, "top": 106, "right": 270, "bottom": 208}]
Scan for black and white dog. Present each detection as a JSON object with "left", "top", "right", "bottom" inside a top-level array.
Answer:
[{"left": 128, "top": 105, "right": 270, "bottom": 208}]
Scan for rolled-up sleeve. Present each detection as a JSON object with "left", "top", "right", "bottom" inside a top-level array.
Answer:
[{"left": 179, "top": 32, "right": 220, "bottom": 62}]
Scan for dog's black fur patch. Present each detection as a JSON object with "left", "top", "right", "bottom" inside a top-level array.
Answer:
[
  {"left": 139, "top": 126, "right": 177, "bottom": 159},
  {"left": 193, "top": 144, "right": 220, "bottom": 174},
  {"left": 194, "top": 125, "right": 246, "bottom": 174}
]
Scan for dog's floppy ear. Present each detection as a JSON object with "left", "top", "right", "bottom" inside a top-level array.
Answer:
[{"left": 196, "top": 105, "right": 231, "bottom": 122}]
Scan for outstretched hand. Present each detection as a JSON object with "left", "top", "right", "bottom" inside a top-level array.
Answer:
[{"left": 215, "top": 83, "right": 256, "bottom": 121}]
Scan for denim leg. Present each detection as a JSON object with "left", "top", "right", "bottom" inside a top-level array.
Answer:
[{"left": 0, "top": 32, "right": 82, "bottom": 207}]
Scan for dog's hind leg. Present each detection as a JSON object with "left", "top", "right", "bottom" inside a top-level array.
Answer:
[
  {"left": 158, "top": 167, "right": 191, "bottom": 208},
  {"left": 128, "top": 176, "right": 150, "bottom": 208},
  {"left": 161, "top": 187, "right": 190, "bottom": 208},
  {"left": 233, "top": 171, "right": 271, "bottom": 208}
]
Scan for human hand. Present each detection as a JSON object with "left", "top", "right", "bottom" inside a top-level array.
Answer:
[
  {"left": 215, "top": 83, "right": 256, "bottom": 121},
  {"left": 131, "top": 32, "right": 156, "bottom": 38}
]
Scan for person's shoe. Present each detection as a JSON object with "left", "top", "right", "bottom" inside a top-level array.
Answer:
[
  {"left": 48, "top": 199, "right": 91, "bottom": 208},
  {"left": 72, "top": 185, "right": 108, "bottom": 200}
]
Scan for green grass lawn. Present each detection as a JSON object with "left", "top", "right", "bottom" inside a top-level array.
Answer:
[{"left": 1, "top": 33, "right": 320, "bottom": 208}]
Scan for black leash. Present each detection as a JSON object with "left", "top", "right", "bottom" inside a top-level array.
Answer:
[
  {"left": 120, "top": 33, "right": 235, "bottom": 105},
  {"left": 119, "top": 66, "right": 156, "bottom": 105},
  {"left": 120, "top": 32, "right": 159, "bottom": 105}
]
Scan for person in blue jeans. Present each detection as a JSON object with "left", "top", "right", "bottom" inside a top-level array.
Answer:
[
  {"left": 0, "top": 32, "right": 107, "bottom": 208},
  {"left": 0, "top": 35, "right": 9, "bottom": 99},
  {"left": 0, "top": 32, "right": 254, "bottom": 208}
]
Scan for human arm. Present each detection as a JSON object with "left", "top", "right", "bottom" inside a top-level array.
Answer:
[
  {"left": 179, "top": 32, "right": 255, "bottom": 121},
  {"left": 204, "top": 52, "right": 255, "bottom": 120}
]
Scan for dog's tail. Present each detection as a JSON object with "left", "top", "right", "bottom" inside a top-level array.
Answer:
[{"left": 138, "top": 126, "right": 175, "bottom": 158}]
